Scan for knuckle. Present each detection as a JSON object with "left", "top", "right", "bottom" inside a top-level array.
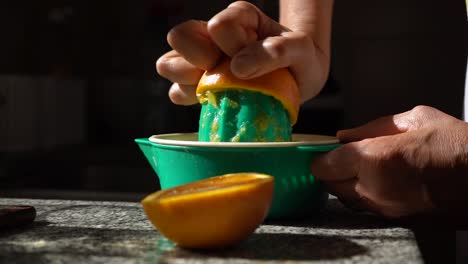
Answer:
[
  {"left": 168, "top": 84, "right": 197, "bottom": 105},
  {"left": 155, "top": 57, "right": 171, "bottom": 77},
  {"left": 376, "top": 147, "right": 398, "bottom": 164},
  {"left": 291, "top": 31, "right": 311, "bottom": 45},
  {"left": 283, "top": 31, "right": 314, "bottom": 51},
  {"left": 407, "top": 105, "right": 436, "bottom": 127},
  {"left": 410, "top": 105, "right": 433, "bottom": 117},
  {"left": 167, "top": 25, "right": 183, "bottom": 43},
  {"left": 168, "top": 86, "right": 183, "bottom": 104},
  {"left": 361, "top": 138, "right": 399, "bottom": 165},
  {"left": 228, "top": 1, "right": 257, "bottom": 11},
  {"left": 167, "top": 20, "right": 198, "bottom": 45},
  {"left": 207, "top": 15, "right": 235, "bottom": 33},
  {"left": 208, "top": 1, "right": 257, "bottom": 33},
  {"left": 263, "top": 37, "right": 288, "bottom": 59}
]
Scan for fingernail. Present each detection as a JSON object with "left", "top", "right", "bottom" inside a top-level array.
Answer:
[{"left": 231, "top": 54, "right": 258, "bottom": 78}]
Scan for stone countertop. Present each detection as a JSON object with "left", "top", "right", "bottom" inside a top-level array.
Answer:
[{"left": 0, "top": 197, "right": 422, "bottom": 264}]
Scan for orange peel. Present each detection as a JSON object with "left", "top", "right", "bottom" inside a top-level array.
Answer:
[
  {"left": 196, "top": 59, "right": 300, "bottom": 124},
  {"left": 141, "top": 173, "right": 274, "bottom": 249}
]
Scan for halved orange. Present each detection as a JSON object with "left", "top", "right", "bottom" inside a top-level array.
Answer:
[
  {"left": 141, "top": 173, "right": 274, "bottom": 249},
  {"left": 196, "top": 58, "right": 300, "bottom": 125}
]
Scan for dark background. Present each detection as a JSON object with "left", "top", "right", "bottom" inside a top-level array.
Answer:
[
  {"left": 0, "top": 0, "right": 466, "bottom": 202},
  {"left": 458, "top": 231, "right": 468, "bottom": 263}
]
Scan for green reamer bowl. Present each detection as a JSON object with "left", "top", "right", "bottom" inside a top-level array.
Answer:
[{"left": 135, "top": 133, "right": 340, "bottom": 219}]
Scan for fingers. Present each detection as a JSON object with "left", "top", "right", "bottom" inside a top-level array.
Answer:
[
  {"left": 167, "top": 20, "right": 222, "bottom": 70},
  {"left": 337, "top": 105, "right": 455, "bottom": 143},
  {"left": 312, "top": 142, "right": 366, "bottom": 210},
  {"left": 161, "top": 2, "right": 286, "bottom": 106},
  {"left": 311, "top": 142, "right": 361, "bottom": 182},
  {"left": 161, "top": 1, "right": 296, "bottom": 104},
  {"left": 157, "top": 50, "right": 202, "bottom": 105},
  {"left": 230, "top": 30, "right": 325, "bottom": 102},
  {"left": 161, "top": 1, "right": 327, "bottom": 105},
  {"left": 207, "top": 1, "right": 326, "bottom": 102},
  {"left": 168, "top": 83, "right": 198, "bottom": 105},
  {"left": 208, "top": 1, "right": 260, "bottom": 56},
  {"left": 207, "top": 1, "right": 285, "bottom": 57},
  {"left": 323, "top": 179, "right": 376, "bottom": 212},
  {"left": 156, "top": 50, "right": 204, "bottom": 85},
  {"left": 311, "top": 141, "right": 381, "bottom": 213},
  {"left": 167, "top": 2, "right": 284, "bottom": 70},
  {"left": 316, "top": 156, "right": 384, "bottom": 214},
  {"left": 314, "top": 130, "right": 437, "bottom": 219},
  {"left": 231, "top": 31, "right": 308, "bottom": 79},
  {"left": 337, "top": 113, "right": 410, "bottom": 142}
]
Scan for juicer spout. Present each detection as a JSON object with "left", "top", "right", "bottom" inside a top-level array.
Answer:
[{"left": 135, "top": 138, "right": 159, "bottom": 175}]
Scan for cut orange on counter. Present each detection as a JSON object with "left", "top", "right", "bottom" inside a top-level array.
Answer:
[{"left": 141, "top": 173, "right": 274, "bottom": 249}]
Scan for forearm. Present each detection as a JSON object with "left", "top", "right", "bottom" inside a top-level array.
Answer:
[{"left": 280, "top": 0, "right": 334, "bottom": 60}]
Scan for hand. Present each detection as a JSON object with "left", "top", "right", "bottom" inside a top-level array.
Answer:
[
  {"left": 156, "top": 1, "right": 331, "bottom": 105},
  {"left": 311, "top": 105, "right": 468, "bottom": 219}
]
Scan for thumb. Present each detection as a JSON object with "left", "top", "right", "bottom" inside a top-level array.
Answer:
[
  {"left": 230, "top": 31, "right": 310, "bottom": 79},
  {"left": 338, "top": 112, "right": 412, "bottom": 142}
]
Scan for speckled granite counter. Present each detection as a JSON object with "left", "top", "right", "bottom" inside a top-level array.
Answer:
[{"left": 0, "top": 197, "right": 422, "bottom": 264}]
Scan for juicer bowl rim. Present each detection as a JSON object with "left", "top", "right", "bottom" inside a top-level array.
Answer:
[{"left": 148, "top": 133, "right": 339, "bottom": 148}]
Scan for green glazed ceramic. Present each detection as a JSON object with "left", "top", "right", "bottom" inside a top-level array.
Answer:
[{"left": 135, "top": 133, "right": 340, "bottom": 219}]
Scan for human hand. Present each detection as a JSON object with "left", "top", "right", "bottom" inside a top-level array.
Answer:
[
  {"left": 156, "top": 1, "right": 331, "bottom": 105},
  {"left": 311, "top": 105, "right": 468, "bottom": 219}
]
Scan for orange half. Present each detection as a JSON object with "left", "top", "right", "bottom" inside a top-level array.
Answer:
[
  {"left": 141, "top": 173, "right": 274, "bottom": 249},
  {"left": 196, "top": 59, "right": 300, "bottom": 125}
]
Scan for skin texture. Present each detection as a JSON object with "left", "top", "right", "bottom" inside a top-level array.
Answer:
[
  {"left": 156, "top": 0, "right": 334, "bottom": 105},
  {"left": 311, "top": 105, "right": 468, "bottom": 219}
]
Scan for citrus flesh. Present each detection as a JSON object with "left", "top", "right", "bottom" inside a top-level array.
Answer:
[
  {"left": 141, "top": 173, "right": 274, "bottom": 249},
  {"left": 196, "top": 58, "right": 300, "bottom": 142},
  {"left": 199, "top": 90, "right": 292, "bottom": 142}
]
